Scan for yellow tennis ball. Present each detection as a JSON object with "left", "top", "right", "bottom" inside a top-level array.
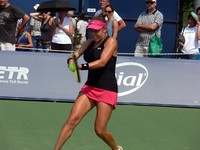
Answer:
[{"left": 69, "top": 63, "right": 76, "bottom": 72}]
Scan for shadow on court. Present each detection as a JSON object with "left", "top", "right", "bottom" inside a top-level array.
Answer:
[{"left": 0, "top": 99, "right": 200, "bottom": 150}]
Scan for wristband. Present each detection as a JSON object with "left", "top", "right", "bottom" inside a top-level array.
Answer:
[
  {"left": 81, "top": 63, "right": 89, "bottom": 70},
  {"left": 67, "top": 57, "right": 73, "bottom": 64}
]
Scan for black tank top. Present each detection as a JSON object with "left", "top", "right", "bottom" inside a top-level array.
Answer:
[
  {"left": 84, "top": 36, "right": 118, "bottom": 92},
  {"left": 40, "top": 18, "right": 52, "bottom": 41}
]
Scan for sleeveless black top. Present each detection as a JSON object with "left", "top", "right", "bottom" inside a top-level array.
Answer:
[
  {"left": 84, "top": 36, "right": 118, "bottom": 92},
  {"left": 40, "top": 17, "right": 52, "bottom": 41}
]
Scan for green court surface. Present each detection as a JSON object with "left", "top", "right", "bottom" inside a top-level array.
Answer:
[{"left": 0, "top": 99, "right": 200, "bottom": 150}]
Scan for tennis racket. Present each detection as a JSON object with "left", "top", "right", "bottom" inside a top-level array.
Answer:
[{"left": 72, "top": 53, "right": 81, "bottom": 83}]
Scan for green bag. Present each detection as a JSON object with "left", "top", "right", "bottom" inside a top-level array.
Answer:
[{"left": 148, "top": 33, "right": 163, "bottom": 57}]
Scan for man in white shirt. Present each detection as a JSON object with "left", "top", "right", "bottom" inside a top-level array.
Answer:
[{"left": 95, "top": 0, "right": 126, "bottom": 31}]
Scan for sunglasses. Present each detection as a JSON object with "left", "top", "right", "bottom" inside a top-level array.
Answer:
[
  {"left": 105, "top": 10, "right": 112, "bottom": 14},
  {"left": 146, "top": 1, "right": 155, "bottom": 5}
]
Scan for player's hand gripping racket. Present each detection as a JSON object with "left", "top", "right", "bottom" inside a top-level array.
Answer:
[{"left": 69, "top": 53, "right": 81, "bottom": 83}]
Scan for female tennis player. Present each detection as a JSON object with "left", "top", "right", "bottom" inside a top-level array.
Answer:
[{"left": 54, "top": 15, "right": 123, "bottom": 150}]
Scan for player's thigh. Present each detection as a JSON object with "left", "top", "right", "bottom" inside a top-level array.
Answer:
[
  {"left": 95, "top": 102, "right": 113, "bottom": 128},
  {"left": 70, "top": 93, "right": 95, "bottom": 120}
]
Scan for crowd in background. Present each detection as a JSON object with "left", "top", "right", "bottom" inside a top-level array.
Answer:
[{"left": 0, "top": 0, "right": 200, "bottom": 59}]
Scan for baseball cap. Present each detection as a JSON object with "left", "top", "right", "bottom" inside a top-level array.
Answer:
[
  {"left": 146, "top": 0, "right": 156, "bottom": 2},
  {"left": 67, "top": 11, "right": 74, "bottom": 16},
  {"left": 33, "top": 4, "right": 40, "bottom": 10},
  {"left": 87, "top": 20, "right": 107, "bottom": 30},
  {"left": 191, "top": 12, "right": 198, "bottom": 21}
]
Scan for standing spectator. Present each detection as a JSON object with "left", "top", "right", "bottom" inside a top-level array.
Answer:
[
  {"left": 66, "top": 11, "right": 76, "bottom": 31},
  {"left": 95, "top": 0, "right": 126, "bottom": 32},
  {"left": 51, "top": 10, "right": 74, "bottom": 52},
  {"left": 30, "top": 11, "right": 53, "bottom": 51},
  {"left": 54, "top": 15, "right": 123, "bottom": 150},
  {"left": 196, "top": 6, "right": 200, "bottom": 23},
  {"left": 66, "top": 10, "right": 77, "bottom": 50},
  {"left": 105, "top": 4, "right": 118, "bottom": 39},
  {"left": 16, "top": 21, "right": 33, "bottom": 52},
  {"left": 178, "top": 13, "right": 200, "bottom": 60},
  {"left": 134, "top": 0, "right": 163, "bottom": 57},
  {"left": 196, "top": 7, "right": 200, "bottom": 59},
  {"left": 75, "top": 12, "right": 88, "bottom": 49},
  {"left": 30, "top": 4, "right": 41, "bottom": 49},
  {"left": 0, "top": 0, "right": 30, "bottom": 51}
]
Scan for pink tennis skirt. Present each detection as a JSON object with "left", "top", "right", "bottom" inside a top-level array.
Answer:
[{"left": 80, "top": 84, "right": 118, "bottom": 109}]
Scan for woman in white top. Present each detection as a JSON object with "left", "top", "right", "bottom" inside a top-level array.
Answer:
[
  {"left": 51, "top": 10, "right": 74, "bottom": 52},
  {"left": 178, "top": 13, "right": 200, "bottom": 59}
]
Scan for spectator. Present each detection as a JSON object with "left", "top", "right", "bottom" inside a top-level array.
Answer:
[
  {"left": 51, "top": 10, "right": 74, "bottom": 52},
  {"left": 30, "top": 4, "right": 41, "bottom": 49},
  {"left": 0, "top": 0, "right": 30, "bottom": 51},
  {"left": 134, "top": 0, "right": 163, "bottom": 57},
  {"left": 196, "top": 6, "right": 200, "bottom": 21},
  {"left": 75, "top": 12, "right": 88, "bottom": 49},
  {"left": 30, "top": 11, "right": 53, "bottom": 51},
  {"left": 66, "top": 10, "right": 77, "bottom": 50},
  {"left": 95, "top": 0, "right": 126, "bottom": 32},
  {"left": 105, "top": 4, "right": 118, "bottom": 39},
  {"left": 178, "top": 13, "right": 200, "bottom": 60},
  {"left": 66, "top": 11, "right": 76, "bottom": 32},
  {"left": 16, "top": 20, "right": 33, "bottom": 51},
  {"left": 196, "top": 7, "right": 200, "bottom": 59}
]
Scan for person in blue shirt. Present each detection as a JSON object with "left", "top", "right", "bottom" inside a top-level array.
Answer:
[{"left": 16, "top": 20, "right": 33, "bottom": 51}]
